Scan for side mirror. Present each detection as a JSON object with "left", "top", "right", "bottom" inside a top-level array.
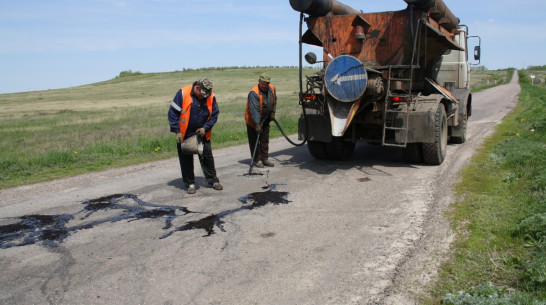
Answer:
[
  {"left": 474, "top": 46, "right": 481, "bottom": 61},
  {"left": 304, "top": 52, "right": 317, "bottom": 65}
]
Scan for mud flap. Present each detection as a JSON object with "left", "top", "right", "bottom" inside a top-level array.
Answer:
[
  {"left": 394, "top": 93, "right": 451, "bottom": 145},
  {"left": 298, "top": 113, "right": 332, "bottom": 142},
  {"left": 395, "top": 105, "right": 436, "bottom": 143}
]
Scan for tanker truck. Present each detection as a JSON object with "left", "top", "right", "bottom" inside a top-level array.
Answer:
[{"left": 291, "top": 0, "right": 481, "bottom": 164}]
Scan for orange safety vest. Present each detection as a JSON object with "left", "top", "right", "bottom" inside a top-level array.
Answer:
[
  {"left": 245, "top": 84, "right": 276, "bottom": 128},
  {"left": 178, "top": 85, "right": 214, "bottom": 141}
]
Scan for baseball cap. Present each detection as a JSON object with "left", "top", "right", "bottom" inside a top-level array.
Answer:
[
  {"left": 198, "top": 77, "right": 213, "bottom": 98},
  {"left": 259, "top": 73, "right": 271, "bottom": 83}
]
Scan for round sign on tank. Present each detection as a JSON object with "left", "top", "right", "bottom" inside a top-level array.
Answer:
[{"left": 325, "top": 55, "right": 367, "bottom": 102}]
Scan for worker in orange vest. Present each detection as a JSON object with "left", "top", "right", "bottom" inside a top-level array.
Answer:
[
  {"left": 168, "top": 77, "right": 222, "bottom": 194},
  {"left": 245, "top": 73, "right": 277, "bottom": 168}
]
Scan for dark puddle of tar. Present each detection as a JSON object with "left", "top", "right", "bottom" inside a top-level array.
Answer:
[{"left": 0, "top": 185, "right": 290, "bottom": 249}]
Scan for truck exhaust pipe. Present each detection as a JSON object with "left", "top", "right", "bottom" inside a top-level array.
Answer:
[{"left": 289, "top": 0, "right": 360, "bottom": 17}]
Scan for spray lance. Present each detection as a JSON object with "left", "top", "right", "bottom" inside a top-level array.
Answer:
[{"left": 248, "top": 118, "right": 265, "bottom": 175}]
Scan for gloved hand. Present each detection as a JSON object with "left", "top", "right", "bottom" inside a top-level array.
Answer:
[
  {"left": 176, "top": 133, "right": 183, "bottom": 143},
  {"left": 270, "top": 112, "right": 275, "bottom": 121},
  {"left": 255, "top": 125, "right": 262, "bottom": 133},
  {"left": 196, "top": 128, "right": 206, "bottom": 137}
]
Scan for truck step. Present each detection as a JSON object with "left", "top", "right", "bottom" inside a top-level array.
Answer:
[
  {"left": 384, "top": 126, "right": 407, "bottom": 131},
  {"left": 382, "top": 142, "right": 408, "bottom": 148}
]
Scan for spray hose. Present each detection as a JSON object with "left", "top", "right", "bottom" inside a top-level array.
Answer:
[
  {"left": 271, "top": 11, "right": 309, "bottom": 148},
  {"left": 272, "top": 102, "right": 308, "bottom": 147}
]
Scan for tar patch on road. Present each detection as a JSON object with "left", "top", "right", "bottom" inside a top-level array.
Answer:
[
  {"left": 1, "top": 186, "right": 290, "bottom": 249},
  {"left": 0, "top": 214, "right": 73, "bottom": 248},
  {"left": 160, "top": 184, "right": 290, "bottom": 239}
]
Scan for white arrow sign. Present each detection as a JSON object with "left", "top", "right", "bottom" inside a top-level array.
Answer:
[{"left": 330, "top": 73, "right": 367, "bottom": 84}]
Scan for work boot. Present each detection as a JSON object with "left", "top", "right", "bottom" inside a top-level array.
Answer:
[
  {"left": 187, "top": 184, "right": 196, "bottom": 194},
  {"left": 212, "top": 182, "right": 223, "bottom": 191},
  {"left": 262, "top": 159, "right": 274, "bottom": 167},
  {"left": 255, "top": 161, "right": 264, "bottom": 168}
]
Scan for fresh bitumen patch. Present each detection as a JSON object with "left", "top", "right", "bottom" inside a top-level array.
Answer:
[{"left": 1, "top": 184, "right": 290, "bottom": 247}]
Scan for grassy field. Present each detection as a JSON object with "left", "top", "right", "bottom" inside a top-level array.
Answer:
[
  {"left": 470, "top": 68, "right": 515, "bottom": 92},
  {"left": 0, "top": 67, "right": 513, "bottom": 189},
  {"left": 0, "top": 67, "right": 317, "bottom": 189},
  {"left": 424, "top": 69, "right": 546, "bottom": 304},
  {"left": 527, "top": 65, "right": 546, "bottom": 88}
]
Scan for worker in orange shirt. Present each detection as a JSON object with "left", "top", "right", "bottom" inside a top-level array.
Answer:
[
  {"left": 245, "top": 73, "right": 277, "bottom": 168},
  {"left": 168, "top": 78, "right": 223, "bottom": 194}
]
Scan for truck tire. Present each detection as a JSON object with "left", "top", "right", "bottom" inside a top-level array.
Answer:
[
  {"left": 450, "top": 113, "right": 467, "bottom": 144},
  {"left": 307, "top": 141, "right": 328, "bottom": 159},
  {"left": 326, "top": 137, "right": 355, "bottom": 160},
  {"left": 422, "top": 104, "right": 448, "bottom": 165}
]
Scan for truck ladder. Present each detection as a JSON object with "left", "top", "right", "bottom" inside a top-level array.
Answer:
[
  {"left": 381, "top": 14, "right": 426, "bottom": 148},
  {"left": 381, "top": 65, "right": 415, "bottom": 148}
]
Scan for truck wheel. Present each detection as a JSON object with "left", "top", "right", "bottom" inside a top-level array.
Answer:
[
  {"left": 450, "top": 113, "right": 467, "bottom": 144},
  {"left": 403, "top": 143, "right": 423, "bottom": 163},
  {"left": 326, "top": 138, "right": 355, "bottom": 160},
  {"left": 423, "top": 104, "right": 448, "bottom": 165},
  {"left": 307, "top": 141, "right": 328, "bottom": 159}
]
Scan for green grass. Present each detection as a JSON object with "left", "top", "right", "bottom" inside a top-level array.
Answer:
[
  {"left": 527, "top": 65, "right": 546, "bottom": 88},
  {"left": 424, "top": 69, "right": 546, "bottom": 304},
  {"left": 471, "top": 68, "right": 515, "bottom": 92}
]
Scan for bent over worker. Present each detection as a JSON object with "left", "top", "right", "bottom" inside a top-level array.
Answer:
[
  {"left": 245, "top": 73, "right": 277, "bottom": 168},
  {"left": 168, "top": 77, "right": 223, "bottom": 194}
]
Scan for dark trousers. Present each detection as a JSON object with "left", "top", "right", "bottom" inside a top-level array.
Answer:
[
  {"left": 176, "top": 140, "right": 219, "bottom": 187},
  {"left": 247, "top": 122, "right": 270, "bottom": 163}
]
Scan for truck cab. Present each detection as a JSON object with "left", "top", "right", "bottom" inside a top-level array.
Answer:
[{"left": 433, "top": 25, "right": 481, "bottom": 144}]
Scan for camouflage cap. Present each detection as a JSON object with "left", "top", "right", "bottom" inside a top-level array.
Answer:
[
  {"left": 259, "top": 73, "right": 271, "bottom": 83},
  {"left": 198, "top": 77, "right": 213, "bottom": 98}
]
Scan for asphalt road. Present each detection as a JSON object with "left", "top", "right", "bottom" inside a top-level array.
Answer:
[{"left": 0, "top": 73, "right": 520, "bottom": 305}]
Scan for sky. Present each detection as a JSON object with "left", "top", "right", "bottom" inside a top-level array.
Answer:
[{"left": 1, "top": 0, "right": 545, "bottom": 94}]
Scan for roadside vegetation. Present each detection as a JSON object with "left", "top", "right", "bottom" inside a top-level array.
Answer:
[
  {"left": 470, "top": 67, "right": 515, "bottom": 92},
  {"left": 424, "top": 69, "right": 546, "bottom": 304},
  {"left": 526, "top": 65, "right": 546, "bottom": 88}
]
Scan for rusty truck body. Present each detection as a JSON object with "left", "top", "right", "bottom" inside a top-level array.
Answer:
[{"left": 290, "top": 0, "right": 481, "bottom": 164}]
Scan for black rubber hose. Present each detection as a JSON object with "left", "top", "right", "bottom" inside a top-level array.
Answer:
[
  {"left": 272, "top": 110, "right": 307, "bottom": 147},
  {"left": 273, "top": 11, "right": 308, "bottom": 148}
]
